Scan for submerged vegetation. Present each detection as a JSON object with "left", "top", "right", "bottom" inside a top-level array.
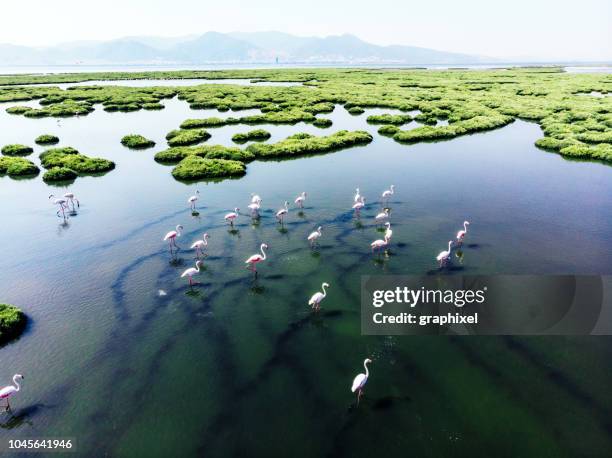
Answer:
[
  {"left": 121, "top": 134, "right": 156, "bottom": 149},
  {"left": 1, "top": 144, "right": 33, "bottom": 156},
  {"left": 0, "top": 67, "right": 610, "bottom": 175},
  {"left": 39, "top": 146, "right": 115, "bottom": 181},
  {"left": 0, "top": 303, "right": 27, "bottom": 345},
  {"left": 231, "top": 129, "right": 271, "bottom": 143}
]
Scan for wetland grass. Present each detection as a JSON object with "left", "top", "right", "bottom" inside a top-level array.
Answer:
[
  {"left": 0, "top": 157, "right": 39, "bottom": 177},
  {"left": 35, "top": 134, "right": 60, "bottom": 145},
  {"left": 121, "top": 134, "right": 156, "bottom": 149},
  {"left": 1, "top": 144, "right": 34, "bottom": 156},
  {"left": 171, "top": 156, "right": 246, "bottom": 180},
  {"left": 0, "top": 304, "right": 27, "bottom": 345},
  {"left": 231, "top": 129, "right": 272, "bottom": 143}
]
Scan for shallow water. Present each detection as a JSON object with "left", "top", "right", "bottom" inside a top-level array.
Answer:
[{"left": 1, "top": 93, "right": 611, "bottom": 457}]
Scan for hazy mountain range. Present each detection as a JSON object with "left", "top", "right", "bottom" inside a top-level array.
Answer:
[{"left": 0, "top": 31, "right": 492, "bottom": 65}]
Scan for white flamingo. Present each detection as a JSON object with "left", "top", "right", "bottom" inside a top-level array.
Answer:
[
  {"left": 374, "top": 208, "right": 390, "bottom": 225},
  {"left": 190, "top": 233, "right": 210, "bottom": 258},
  {"left": 245, "top": 243, "right": 268, "bottom": 272},
  {"left": 188, "top": 190, "right": 200, "bottom": 211},
  {"left": 381, "top": 185, "right": 394, "bottom": 204},
  {"left": 0, "top": 374, "right": 24, "bottom": 411},
  {"left": 276, "top": 201, "right": 289, "bottom": 223},
  {"left": 354, "top": 188, "right": 362, "bottom": 203},
  {"left": 307, "top": 226, "right": 323, "bottom": 248},
  {"left": 436, "top": 240, "right": 453, "bottom": 266},
  {"left": 384, "top": 222, "right": 393, "bottom": 241},
  {"left": 371, "top": 234, "right": 390, "bottom": 253},
  {"left": 248, "top": 201, "right": 261, "bottom": 218},
  {"left": 48, "top": 194, "right": 68, "bottom": 218},
  {"left": 163, "top": 225, "right": 183, "bottom": 250},
  {"left": 294, "top": 192, "right": 307, "bottom": 208},
  {"left": 352, "top": 197, "right": 365, "bottom": 215},
  {"left": 181, "top": 260, "right": 204, "bottom": 286},
  {"left": 225, "top": 208, "right": 239, "bottom": 227},
  {"left": 308, "top": 282, "right": 330, "bottom": 311},
  {"left": 63, "top": 192, "right": 80, "bottom": 212},
  {"left": 351, "top": 359, "right": 372, "bottom": 404},
  {"left": 456, "top": 221, "right": 470, "bottom": 243},
  {"left": 250, "top": 193, "right": 262, "bottom": 204}
]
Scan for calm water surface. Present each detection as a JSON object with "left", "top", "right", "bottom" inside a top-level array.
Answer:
[{"left": 0, "top": 92, "right": 611, "bottom": 457}]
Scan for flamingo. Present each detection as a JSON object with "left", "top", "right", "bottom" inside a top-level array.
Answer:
[
  {"left": 307, "top": 226, "right": 323, "bottom": 248},
  {"left": 384, "top": 222, "right": 393, "bottom": 241},
  {"left": 0, "top": 374, "right": 24, "bottom": 411},
  {"left": 250, "top": 193, "right": 262, "bottom": 204},
  {"left": 190, "top": 233, "right": 210, "bottom": 258},
  {"left": 276, "top": 201, "right": 289, "bottom": 223},
  {"left": 245, "top": 243, "right": 268, "bottom": 272},
  {"left": 48, "top": 194, "right": 68, "bottom": 219},
  {"left": 247, "top": 201, "right": 261, "bottom": 218},
  {"left": 351, "top": 359, "right": 371, "bottom": 404},
  {"left": 354, "top": 188, "right": 362, "bottom": 203},
  {"left": 63, "top": 192, "right": 79, "bottom": 212},
  {"left": 308, "top": 282, "right": 330, "bottom": 311},
  {"left": 371, "top": 234, "right": 390, "bottom": 253},
  {"left": 352, "top": 197, "right": 365, "bottom": 215},
  {"left": 224, "top": 208, "right": 239, "bottom": 227},
  {"left": 181, "top": 260, "right": 204, "bottom": 286},
  {"left": 456, "top": 221, "right": 470, "bottom": 243},
  {"left": 163, "top": 225, "right": 183, "bottom": 251},
  {"left": 381, "top": 185, "right": 395, "bottom": 204},
  {"left": 374, "top": 208, "right": 390, "bottom": 225},
  {"left": 436, "top": 240, "right": 453, "bottom": 266},
  {"left": 188, "top": 190, "right": 200, "bottom": 211},
  {"left": 294, "top": 192, "right": 307, "bottom": 208}
]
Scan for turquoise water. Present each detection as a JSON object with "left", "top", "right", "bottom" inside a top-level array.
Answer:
[{"left": 0, "top": 89, "right": 611, "bottom": 456}]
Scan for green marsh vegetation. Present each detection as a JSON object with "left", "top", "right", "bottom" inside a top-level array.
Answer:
[
  {"left": 0, "top": 303, "right": 27, "bottom": 345},
  {"left": 1, "top": 67, "right": 610, "bottom": 165},
  {"left": 39, "top": 146, "right": 115, "bottom": 181},
  {"left": 166, "top": 129, "right": 211, "bottom": 146},
  {"left": 35, "top": 134, "right": 60, "bottom": 145},
  {"left": 154, "top": 145, "right": 254, "bottom": 163},
  {"left": 0, "top": 156, "right": 39, "bottom": 177},
  {"left": 1, "top": 144, "right": 33, "bottom": 156},
  {"left": 121, "top": 134, "right": 156, "bottom": 149},
  {"left": 231, "top": 129, "right": 271, "bottom": 143},
  {"left": 171, "top": 156, "right": 246, "bottom": 181}
]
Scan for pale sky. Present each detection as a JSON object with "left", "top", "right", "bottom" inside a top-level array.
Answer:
[{"left": 3, "top": 0, "right": 611, "bottom": 61}]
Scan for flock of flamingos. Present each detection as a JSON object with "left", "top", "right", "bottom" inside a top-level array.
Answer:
[{"left": 1, "top": 186, "right": 472, "bottom": 409}]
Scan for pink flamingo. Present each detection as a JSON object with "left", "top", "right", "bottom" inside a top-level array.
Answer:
[
  {"left": 0, "top": 374, "right": 24, "bottom": 411},
  {"left": 308, "top": 282, "right": 329, "bottom": 311},
  {"left": 188, "top": 190, "right": 200, "bottom": 211},
  {"left": 48, "top": 194, "right": 68, "bottom": 219},
  {"left": 190, "top": 233, "right": 210, "bottom": 258},
  {"left": 384, "top": 222, "right": 393, "bottom": 242},
  {"left": 381, "top": 185, "right": 394, "bottom": 204},
  {"left": 248, "top": 201, "right": 261, "bottom": 218},
  {"left": 351, "top": 359, "right": 371, "bottom": 405},
  {"left": 352, "top": 197, "right": 365, "bottom": 215},
  {"left": 63, "top": 192, "right": 80, "bottom": 212},
  {"left": 245, "top": 243, "right": 268, "bottom": 272},
  {"left": 181, "top": 260, "right": 204, "bottom": 287},
  {"left": 276, "top": 201, "right": 289, "bottom": 223},
  {"left": 225, "top": 208, "right": 239, "bottom": 227},
  {"left": 371, "top": 234, "right": 390, "bottom": 253},
  {"left": 354, "top": 188, "right": 362, "bottom": 203},
  {"left": 251, "top": 193, "right": 262, "bottom": 204},
  {"left": 374, "top": 208, "right": 389, "bottom": 225},
  {"left": 456, "top": 221, "right": 470, "bottom": 244},
  {"left": 436, "top": 240, "right": 453, "bottom": 266},
  {"left": 307, "top": 226, "right": 322, "bottom": 248},
  {"left": 294, "top": 192, "right": 307, "bottom": 208},
  {"left": 163, "top": 225, "right": 183, "bottom": 251}
]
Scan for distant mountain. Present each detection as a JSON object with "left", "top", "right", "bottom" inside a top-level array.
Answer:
[{"left": 0, "top": 31, "right": 491, "bottom": 65}]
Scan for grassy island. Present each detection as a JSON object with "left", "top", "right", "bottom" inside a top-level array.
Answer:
[
  {"left": 367, "top": 114, "right": 412, "bottom": 125},
  {"left": 39, "top": 147, "right": 115, "bottom": 180},
  {"left": 0, "top": 303, "right": 27, "bottom": 345},
  {"left": 155, "top": 145, "right": 254, "bottom": 163},
  {"left": 121, "top": 134, "right": 156, "bottom": 149},
  {"left": 166, "top": 129, "right": 211, "bottom": 146},
  {"left": 35, "top": 134, "right": 60, "bottom": 145},
  {"left": 232, "top": 129, "right": 271, "bottom": 143},
  {"left": 1, "top": 144, "right": 34, "bottom": 156},
  {"left": 0, "top": 157, "right": 39, "bottom": 177},
  {"left": 171, "top": 156, "right": 246, "bottom": 180}
]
